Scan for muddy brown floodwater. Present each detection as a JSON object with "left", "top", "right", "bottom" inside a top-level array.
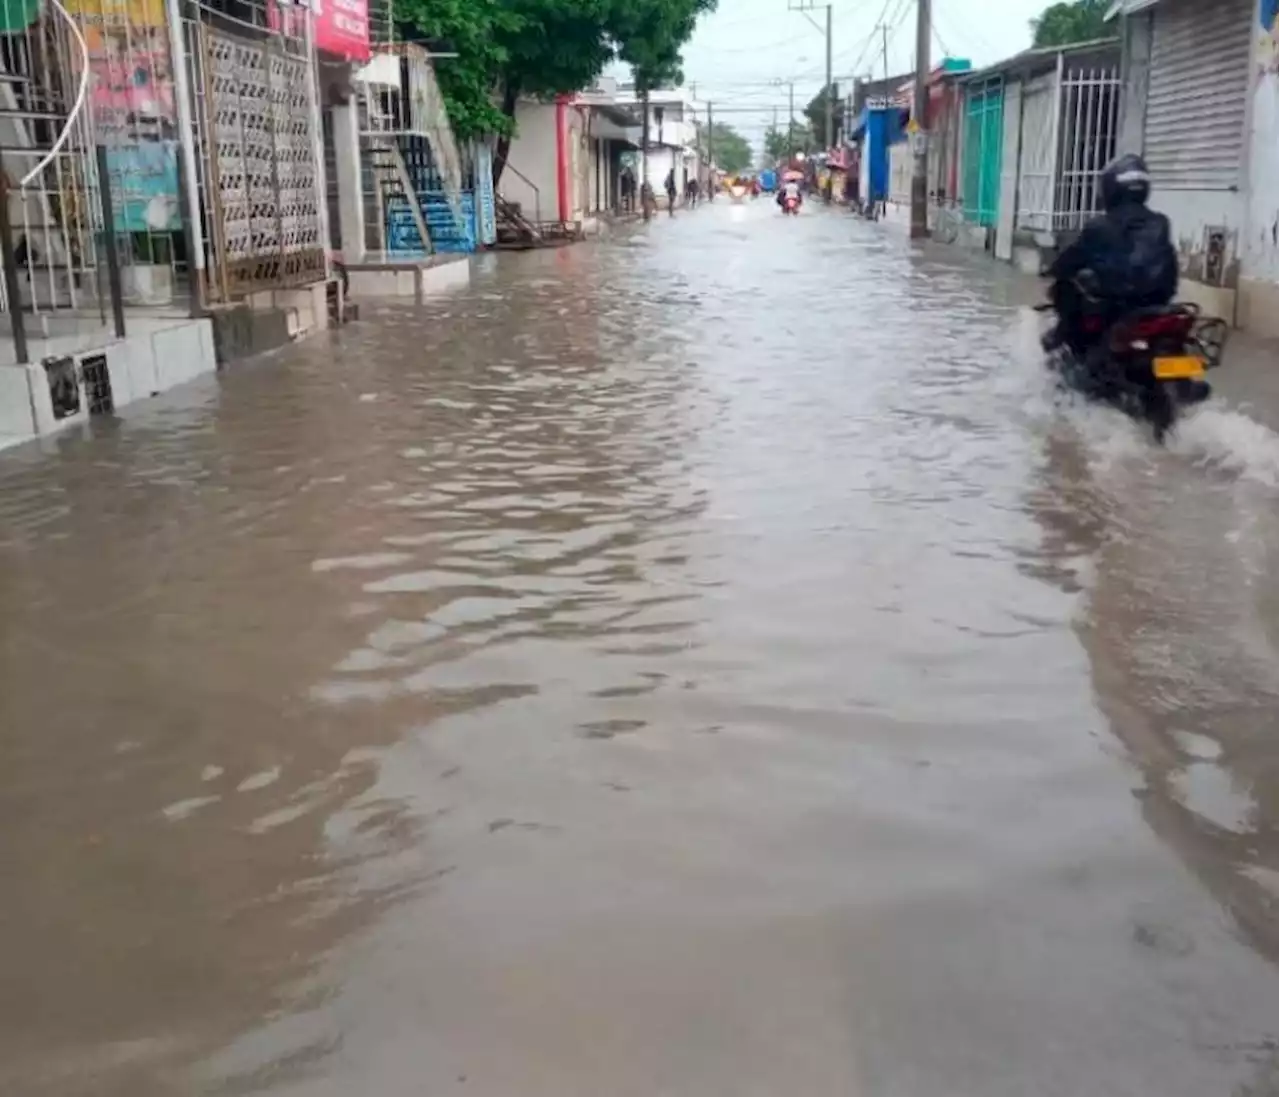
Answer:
[{"left": 0, "top": 201, "right": 1276, "bottom": 1097}]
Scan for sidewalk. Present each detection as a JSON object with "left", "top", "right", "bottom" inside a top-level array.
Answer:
[{"left": 1207, "top": 332, "right": 1278, "bottom": 432}]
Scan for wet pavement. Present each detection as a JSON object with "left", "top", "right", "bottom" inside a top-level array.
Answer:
[{"left": 0, "top": 199, "right": 1276, "bottom": 1096}]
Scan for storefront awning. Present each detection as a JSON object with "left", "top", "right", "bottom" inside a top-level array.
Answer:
[{"left": 590, "top": 106, "right": 642, "bottom": 148}]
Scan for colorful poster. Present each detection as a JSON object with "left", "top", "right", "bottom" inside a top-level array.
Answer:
[
  {"left": 64, "top": 0, "right": 176, "bottom": 138},
  {"left": 107, "top": 141, "right": 181, "bottom": 232},
  {"left": 1261, "top": 0, "right": 1278, "bottom": 76},
  {"left": 62, "top": 0, "right": 166, "bottom": 24}
]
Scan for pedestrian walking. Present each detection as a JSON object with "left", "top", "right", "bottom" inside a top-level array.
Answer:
[
  {"left": 664, "top": 169, "right": 677, "bottom": 215},
  {"left": 640, "top": 180, "right": 657, "bottom": 219},
  {"left": 619, "top": 166, "right": 635, "bottom": 213}
]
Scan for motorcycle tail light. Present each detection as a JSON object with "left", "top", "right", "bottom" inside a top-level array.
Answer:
[{"left": 1125, "top": 313, "right": 1194, "bottom": 339}]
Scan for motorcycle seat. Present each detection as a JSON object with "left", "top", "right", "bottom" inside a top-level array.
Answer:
[{"left": 1122, "top": 303, "right": 1187, "bottom": 318}]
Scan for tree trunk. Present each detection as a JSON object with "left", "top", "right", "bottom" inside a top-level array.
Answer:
[
  {"left": 491, "top": 82, "right": 520, "bottom": 189},
  {"left": 640, "top": 87, "right": 651, "bottom": 221}
]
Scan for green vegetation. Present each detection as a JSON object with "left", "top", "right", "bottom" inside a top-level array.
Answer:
[
  {"left": 803, "top": 82, "right": 843, "bottom": 149},
  {"left": 1030, "top": 0, "right": 1110, "bottom": 48},
  {"left": 762, "top": 121, "right": 814, "bottom": 164},
  {"left": 397, "top": 0, "right": 716, "bottom": 181},
  {"left": 704, "top": 122, "right": 751, "bottom": 174}
]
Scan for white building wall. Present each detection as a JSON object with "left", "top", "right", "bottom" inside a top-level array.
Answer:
[
  {"left": 1240, "top": 4, "right": 1278, "bottom": 334},
  {"left": 502, "top": 101, "right": 558, "bottom": 223},
  {"left": 613, "top": 92, "right": 700, "bottom": 195},
  {"left": 641, "top": 146, "right": 681, "bottom": 195}
]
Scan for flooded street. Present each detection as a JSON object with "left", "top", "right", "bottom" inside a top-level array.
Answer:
[{"left": 1, "top": 200, "right": 1276, "bottom": 1096}]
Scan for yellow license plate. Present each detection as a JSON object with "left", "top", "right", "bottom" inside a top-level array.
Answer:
[{"left": 1153, "top": 355, "right": 1206, "bottom": 380}]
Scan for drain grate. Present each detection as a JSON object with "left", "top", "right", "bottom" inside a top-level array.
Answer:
[{"left": 80, "top": 354, "right": 113, "bottom": 414}]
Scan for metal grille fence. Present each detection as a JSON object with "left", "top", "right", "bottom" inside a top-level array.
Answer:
[
  {"left": 66, "top": 0, "right": 187, "bottom": 307},
  {"left": 1053, "top": 63, "right": 1120, "bottom": 232},
  {"left": 354, "top": 42, "right": 465, "bottom": 258},
  {"left": 0, "top": 0, "right": 105, "bottom": 325},
  {"left": 184, "top": 3, "right": 326, "bottom": 302}
]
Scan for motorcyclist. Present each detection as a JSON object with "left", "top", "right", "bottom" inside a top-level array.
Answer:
[
  {"left": 776, "top": 179, "right": 802, "bottom": 209},
  {"left": 1043, "top": 153, "right": 1179, "bottom": 356}
]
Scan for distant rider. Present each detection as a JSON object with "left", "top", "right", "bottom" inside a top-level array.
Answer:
[
  {"left": 776, "top": 179, "right": 802, "bottom": 209},
  {"left": 1044, "top": 153, "right": 1178, "bottom": 356}
]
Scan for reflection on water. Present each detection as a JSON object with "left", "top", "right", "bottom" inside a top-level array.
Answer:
[
  {"left": 0, "top": 203, "right": 1274, "bottom": 1096},
  {"left": 1028, "top": 408, "right": 1278, "bottom": 962}
]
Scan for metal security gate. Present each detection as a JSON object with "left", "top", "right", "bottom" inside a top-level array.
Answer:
[
  {"left": 190, "top": 23, "right": 326, "bottom": 302},
  {"left": 1054, "top": 62, "right": 1121, "bottom": 230},
  {"left": 963, "top": 76, "right": 1003, "bottom": 226},
  {"left": 1145, "top": 0, "right": 1252, "bottom": 191}
]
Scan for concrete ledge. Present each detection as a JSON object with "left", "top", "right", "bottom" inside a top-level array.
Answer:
[
  {"left": 1236, "top": 277, "right": 1278, "bottom": 339},
  {"left": 346, "top": 254, "right": 471, "bottom": 303},
  {"left": 958, "top": 224, "right": 993, "bottom": 251},
  {"left": 1177, "top": 277, "right": 1237, "bottom": 326},
  {"left": 1011, "top": 244, "right": 1046, "bottom": 276},
  {"left": 208, "top": 305, "right": 294, "bottom": 365},
  {"left": 0, "top": 316, "right": 216, "bottom": 452}
]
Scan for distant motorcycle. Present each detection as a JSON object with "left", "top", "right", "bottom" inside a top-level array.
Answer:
[
  {"left": 1038, "top": 282, "right": 1226, "bottom": 443},
  {"left": 780, "top": 193, "right": 801, "bottom": 216}
]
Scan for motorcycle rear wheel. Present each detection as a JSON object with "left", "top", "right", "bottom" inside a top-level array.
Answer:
[{"left": 1144, "top": 381, "right": 1179, "bottom": 445}]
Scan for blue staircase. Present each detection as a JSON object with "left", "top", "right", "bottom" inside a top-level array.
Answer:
[
  {"left": 385, "top": 191, "right": 477, "bottom": 255},
  {"left": 380, "top": 135, "right": 476, "bottom": 256}
]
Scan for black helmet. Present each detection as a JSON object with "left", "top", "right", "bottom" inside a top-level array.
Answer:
[{"left": 1100, "top": 153, "right": 1151, "bottom": 209}]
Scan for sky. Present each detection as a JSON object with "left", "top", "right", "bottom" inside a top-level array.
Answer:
[{"left": 623, "top": 0, "right": 1055, "bottom": 153}]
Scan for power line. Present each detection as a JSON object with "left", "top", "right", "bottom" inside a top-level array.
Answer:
[
  {"left": 845, "top": 0, "right": 896, "bottom": 75},
  {"left": 691, "top": 32, "right": 813, "bottom": 55}
]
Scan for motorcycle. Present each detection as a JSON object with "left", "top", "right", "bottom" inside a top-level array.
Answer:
[
  {"left": 1038, "top": 282, "right": 1227, "bottom": 443},
  {"left": 781, "top": 193, "right": 801, "bottom": 216}
]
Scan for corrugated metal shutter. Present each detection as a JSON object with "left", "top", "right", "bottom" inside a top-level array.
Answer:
[{"left": 1144, "top": 0, "right": 1252, "bottom": 190}]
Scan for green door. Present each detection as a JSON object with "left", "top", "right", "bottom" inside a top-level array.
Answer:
[{"left": 963, "top": 78, "right": 1003, "bottom": 227}]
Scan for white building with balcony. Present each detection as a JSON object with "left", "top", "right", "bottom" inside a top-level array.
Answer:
[{"left": 613, "top": 86, "right": 706, "bottom": 196}]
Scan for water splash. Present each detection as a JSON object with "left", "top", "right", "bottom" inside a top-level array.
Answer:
[{"left": 1169, "top": 404, "right": 1279, "bottom": 489}]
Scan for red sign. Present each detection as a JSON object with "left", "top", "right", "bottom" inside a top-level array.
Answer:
[
  {"left": 271, "top": 0, "right": 370, "bottom": 59},
  {"left": 314, "top": 0, "right": 370, "bottom": 60}
]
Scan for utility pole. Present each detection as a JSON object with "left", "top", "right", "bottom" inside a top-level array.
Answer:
[
  {"left": 824, "top": 3, "right": 833, "bottom": 152},
  {"left": 910, "top": 0, "right": 931, "bottom": 239},
  {"left": 788, "top": 81, "right": 795, "bottom": 157},
  {"left": 641, "top": 86, "right": 652, "bottom": 221},
  {"left": 707, "top": 101, "right": 715, "bottom": 199},
  {"left": 881, "top": 22, "right": 890, "bottom": 82},
  {"left": 787, "top": 0, "right": 832, "bottom": 156}
]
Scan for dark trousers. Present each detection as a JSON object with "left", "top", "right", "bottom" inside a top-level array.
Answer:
[{"left": 1046, "top": 279, "right": 1117, "bottom": 356}]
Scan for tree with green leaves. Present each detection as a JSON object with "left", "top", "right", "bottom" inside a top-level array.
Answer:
[
  {"left": 1030, "top": 0, "right": 1109, "bottom": 48},
  {"left": 615, "top": 0, "right": 713, "bottom": 216},
  {"left": 704, "top": 122, "right": 751, "bottom": 174},
  {"left": 803, "top": 82, "right": 842, "bottom": 149},
  {"left": 398, "top": 0, "right": 716, "bottom": 187},
  {"left": 763, "top": 122, "right": 813, "bottom": 163},
  {"left": 395, "top": 0, "right": 514, "bottom": 142}
]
